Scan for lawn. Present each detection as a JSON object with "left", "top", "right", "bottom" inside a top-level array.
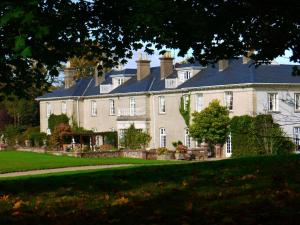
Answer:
[
  {"left": 0, "top": 150, "right": 176, "bottom": 173},
  {"left": 1, "top": 154, "right": 300, "bottom": 225}
]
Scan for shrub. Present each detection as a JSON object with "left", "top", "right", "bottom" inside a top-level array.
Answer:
[
  {"left": 121, "top": 124, "right": 151, "bottom": 150},
  {"left": 3, "top": 125, "right": 23, "bottom": 146},
  {"left": 21, "top": 127, "right": 47, "bottom": 147},
  {"left": 48, "top": 114, "right": 69, "bottom": 132},
  {"left": 49, "top": 123, "right": 71, "bottom": 150},
  {"left": 176, "top": 144, "right": 188, "bottom": 153},
  {"left": 172, "top": 140, "right": 183, "bottom": 148},
  {"left": 156, "top": 147, "right": 169, "bottom": 155}
]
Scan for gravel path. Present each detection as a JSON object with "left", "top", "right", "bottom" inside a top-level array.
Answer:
[{"left": 0, "top": 164, "right": 134, "bottom": 178}]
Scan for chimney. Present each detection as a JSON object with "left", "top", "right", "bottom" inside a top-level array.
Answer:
[
  {"left": 218, "top": 59, "right": 229, "bottom": 72},
  {"left": 94, "top": 61, "right": 104, "bottom": 86},
  {"left": 64, "top": 61, "right": 76, "bottom": 88},
  {"left": 136, "top": 53, "right": 150, "bottom": 81},
  {"left": 242, "top": 50, "right": 254, "bottom": 64},
  {"left": 159, "top": 52, "right": 174, "bottom": 80}
]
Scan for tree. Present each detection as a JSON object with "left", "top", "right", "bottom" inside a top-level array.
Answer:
[
  {"left": 1, "top": 0, "right": 299, "bottom": 97},
  {"left": 189, "top": 100, "right": 230, "bottom": 146},
  {"left": 0, "top": 108, "right": 12, "bottom": 131},
  {"left": 121, "top": 124, "right": 151, "bottom": 150},
  {"left": 2, "top": 95, "right": 38, "bottom": 127},
  {"left": 230, "top": 114, "right": 295, "bottom": 157},
  {"left": 49, "top": 123, "right": 71, "bottom": 150}
]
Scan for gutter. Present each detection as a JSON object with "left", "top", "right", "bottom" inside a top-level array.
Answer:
[{"left": 37, "top": 82, "right": 300, "bottom": 101}]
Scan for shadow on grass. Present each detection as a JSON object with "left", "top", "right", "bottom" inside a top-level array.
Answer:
[{"left": 1, "top": 154, "right": 300, "bottom": 225}]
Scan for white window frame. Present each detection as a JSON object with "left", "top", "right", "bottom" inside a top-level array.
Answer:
[
  {"left": 158, "top": 96, "right": 166, "bottom": 114},
  {"left": 91, "top": 100, "right": 97, "bottom": 117},
  {"left": 225, "top": 91, "right": 233, "bottom": 110},
  {"left": 183, "top": 95, "right": 189, "bottom": 111},
  {"left": 159, "top": 128, "right": 166, "bottom": 148},
  {"left": 129, "top": 97, "right": 136, "bottom": 116},
  {"left": 196, "top": 93, "right": 203, "bottom": 112},
  {"left": 294, "top": 127, "right": 300, "bottom": 152},
  {"left": 46, "top": 102, "right": 52, "bottom": 118},
  {"left": 61, "top": 101, "right": 67, "bottom": 114},
  {"left": 295, "top": 93, "right": 300, "bottom": 111},
  {"left": 226, "top": 134, "right": 232, "bottom": 157},
  {"left": 185, "top": 128, "right": 191, "bottom": 148},
  {"left": 118, "top": 77, "right": 125, "bottom": 85},
  {"left": 109, "top": 99, "right": 116, "bottom": 115},
  {"left": 119, "top": 129, "right": 126, "bottom": 140},
  {"left": 268, "top": 93, "right": 278, "bottom": 112},
  {"left": 183, "top": 71, "right": 191, "bottom": 80}
]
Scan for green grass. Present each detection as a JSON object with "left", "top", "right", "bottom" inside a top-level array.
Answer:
[
  {"left": 1, "top": 154, "right": 300, "bottom": 225},
  {"left": 0, "top": 150, "right": 176, "bottom": 173}
]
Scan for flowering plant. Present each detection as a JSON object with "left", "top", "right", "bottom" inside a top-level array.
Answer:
[
  {"left": 156, "top": 147, "right": 169, "bottom": 155},
  {"left": 176, "top": 144, "right": 188, "bottom": 153}
]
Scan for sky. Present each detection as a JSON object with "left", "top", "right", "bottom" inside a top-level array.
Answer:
[{"left": 123, "top": 49, "right": 298, "bottom": 69}]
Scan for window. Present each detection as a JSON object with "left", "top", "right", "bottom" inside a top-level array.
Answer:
[
  {"left": 159, "top": 96, "right": 166, "bottom": 113},
  {"left": 225, "top": 91, "right": 233, "bottom": 110},
  {"left": 293, "top": 127, "right": 300, "bottom": 152},
  {"left": 268, "top": 93, "right": 278, "bottom": 111},
  {"left": 61, "top": 101, "right": 67, "bottom": 114},
  {"left": 46, "top": 102, "right": 52, "bottom": 118},
  {"left": 119, "top": 129, "right": 126, "bottom": 140},
  {"left": 160, "top": 128, "right": 166, "bottom": 147},
  {"left": 118, "top": 77, "right": 125, "bottom": 85},
  {"left": 196, "top": 93, "right": 203, "bottom": 112},
  {"left": 129, "top": 97, "right": 136, "bottom": 116},
  {"left": 295, "top": 93, "right": 300, "bottom": 111},
  {"left": 226, "top": 134, "right": 232, "bottom": 157},
  {"left": 185, "top": 128, "right": 191, "bottom": 148},
  {"left": 179, "top": 70, "right": 191, "bottom": 82},
  {"left": 183, "top": 71, "right": 191, "bottom": 80},
  {"left": 91, "top": 100, "right": 97, "bottom": 116},
  {"left": 109, "top": 99, "right": 115, "bottom": 115},
  {"left": 183, "top": 95, "right": 189, "bottom": 111}
]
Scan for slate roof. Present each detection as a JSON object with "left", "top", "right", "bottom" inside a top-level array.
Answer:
[
  {"left": 178, "top": 59, "right": 300, "bottom": 89},
  {"left": 37, "top": 58, "right": 300, "bottom": 100},
  {"left": 109, "top": 67, "right": 165, "bottom": 94},
  {"left": 37, "top": 77, "right": 93, "bottom": 99}
]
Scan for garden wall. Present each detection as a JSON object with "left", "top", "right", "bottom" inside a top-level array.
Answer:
[{"left": 16, "top": 147, "right": 208, "bottom": 160}]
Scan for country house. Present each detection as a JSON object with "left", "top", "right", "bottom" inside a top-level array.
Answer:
[{"left": 36, "top": 53, "right": 300, "bottom": 157}]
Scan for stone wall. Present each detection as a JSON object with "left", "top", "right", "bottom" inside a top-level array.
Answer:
[{"left": 15, "top": 147, "right": 209, "bottom": 160}]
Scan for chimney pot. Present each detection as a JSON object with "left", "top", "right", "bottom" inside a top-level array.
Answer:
[
  {"left": 64, "top": 62, "right": 76, "bottom": 88},
  {"left": 242, "top": 50, "right": 254, "bottom": 64},
  {"left": 160, "top": 52, "right": 174, "bottom": 80},
  {"left": 136, "top": 53, "right": 151, "bottom": 80}
]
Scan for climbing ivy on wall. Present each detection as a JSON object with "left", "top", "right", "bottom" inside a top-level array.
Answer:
[{"left": 179, "top": 94, "right": 190, "bottom": 127}]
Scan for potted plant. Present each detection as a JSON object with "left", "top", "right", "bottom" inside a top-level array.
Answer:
[{"left": 156, "top": 147, "right": 173, "bottom": 160}]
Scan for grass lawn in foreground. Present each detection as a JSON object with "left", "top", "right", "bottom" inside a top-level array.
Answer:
[
  {"left": 0, "top": 150, "right": 176, "bottom": 173},
  {"left": 1, "top": 154, "right": 300, "bottom": 225}
]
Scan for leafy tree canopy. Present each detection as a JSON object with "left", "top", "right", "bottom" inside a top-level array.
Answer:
[
  {"left": 189, "top": 99, "right": 230, "bottom": 145},
  {"left": 1, "top": 0, "right": 299, "bottom": 97}
]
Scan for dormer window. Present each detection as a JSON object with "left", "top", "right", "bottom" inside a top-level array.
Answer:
[
  {"left": 117, "top": 77, "right": 125, "bottom": 85},
  {"left": 183, "top": 71, "right": 191, "bottom": 80},
  {"left": 178, "top": 70, "right": 191, "bottom": 82},
  {"left": 112, "top": 76, "right": 126, "bottom": 89}
]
